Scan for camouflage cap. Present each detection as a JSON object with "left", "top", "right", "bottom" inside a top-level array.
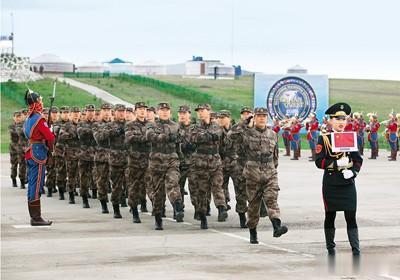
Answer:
[
  {"left": 253, "top": 107, "right": 268, "bottom": 115},
  {"left": 70, "top": 106, "right": 81, "bottom": 113},
  {"left": 114, "top": 104, "right": 126, "bottom": 111},
  {"left": 101, "top": 103, "right": 113, "bottom": 110},
  {"left": 178, "top": 105, "right": 191, "bottom": 113},
  {"left": 60, "top": 106, "right": 70, "bottom": 113},
  {"left": 85, "top": 104, "right": 96, "bottom": 111},
  {"left": 147, "top": 106, "right": 156, "bottom": 113},
  {"left": 126, "top": 107, "right": 134, "bottom": 113},
  {"left": 240, "top": 106, "right": 253, "bottom": 114},
  {"left": 135, "top": 102, "right": 148, "bottom": 109},
  {"left": 194, "top": 103, "right": 211, "bottom": 111},
  {"left": 21, "top": 109, "right": 28, "bottom": 114},
  {"left": 51, "top": 106, "right": 59, "bottom": 113},
  {"left": 13, "top": 110, "right": 21, "bottom": 116},
  {"left": 158, "top": 102, "right": 170, "bottom": 110},
  {"left": 210, "top": 112, "right": 218, "bottom": 119},
  {"left": 218, "top": 110, "right": 231, "bottom": 118},
  {"left": 42, "top": 107, "right": 49, "bottom": 114}
]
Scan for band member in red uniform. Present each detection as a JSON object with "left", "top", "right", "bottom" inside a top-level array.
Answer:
[
  {"left": 320, "top": 117, "right": 332, "bottom": 133},
  {"left": 306, "top": 113, "right": 319, "bottom": 161},
  {"left": 281, "top": 115, "right": 291, "bottom": 156},
  {"left": 289, "top": 117, "right": 302, "bottom": 160},
  {"left": 354, "top": 113, "right": 367, "bottom": 155},
  {"left": 366, "top": 113, "right": 380, "bottom": 159},
  {"left": 386, "top": 111, "right": 398, "bottom": 161},
  {"left": 23, "top": 90, "right": 55, "bottom": 226},
  {"left": 315, "top": 102, "right": 363, "bottom": 256}
]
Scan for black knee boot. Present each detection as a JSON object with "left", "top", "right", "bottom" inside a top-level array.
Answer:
[
  {"left": 113, "top": 204, "right": 122, "bottom": 219},
  {"left": 47, "top": 186, "right": 53, "bottom": 197},
  {"left": 20, "top": 179, "right": 26, "bottom": 189},
  {"left": 68, "top": 192, "right": 75, "bottom": 204},
  {"left": 347, "top": 228, "right": 360, "bottom": 255},
  {"left": 155, "top": 213, "right": 163, "bottom": 230},
  {"left": 239, "top": 213, "right": 248, "bottom": 228},
  {"left": 12, "top": 178, "right": 18, "bottom": 188},
  {"left": 200, "top": 213, "right": 208, "bottom": 229},
  {"left": 271, "top": 218, "right": 288, "bottom": 237},
  {"left": 131, "top": 207, "right": 141, "bottom": 223},
  {"left": 324, "top": 228, "right": 336, "bottom": 255},
  {"left": 100, "top": 199, "right": 109, "bottom": 214},
  {"left": 249, "top": 228, "right": 258, "bottom": 244},
  {"left": 140, "top": 199, "right": 148, "bottom": 212},
  {"left": 82, "top": 195, "right": 90, "bottom": 208},
  {"left": 91, "top": 189, "right": 97, "bottom": 199}
]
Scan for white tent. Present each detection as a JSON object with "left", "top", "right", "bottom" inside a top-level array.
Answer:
[
  {"left": 31, "top": 53, "right": 74, "bottom": 73},
  {"left": 133, "top": 60, "right": 165, "bottom": 75}
]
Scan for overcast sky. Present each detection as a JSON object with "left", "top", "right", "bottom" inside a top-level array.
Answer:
[{"left": 1, "top": 0, "right": 399, "bottom": 80}]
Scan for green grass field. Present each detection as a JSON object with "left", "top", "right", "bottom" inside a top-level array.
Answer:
[{"left": 1, "top": 78, "right": 104, "bottom": 153}]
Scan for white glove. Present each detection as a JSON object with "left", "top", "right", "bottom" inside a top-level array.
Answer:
[
  {"left": 342, "top": 169, "right": 354, "bottom": 179},
  {"left": 336, "top": 156, "right": 349, "bottom": 167}
]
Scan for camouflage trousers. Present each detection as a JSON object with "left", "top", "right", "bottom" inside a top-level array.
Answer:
[
  {"left": 109, "top": 164, "right": 126, "bottom": 205},
  {"left": 10, "top": 151, "right": 19, "bottom": 179},
  {"left": 66, "top": 159, "right": 79, "bottom": 193},
  {"left": 79, "top": 160, "right": 95, "bottom": 197},
  {"left": 126, "top": 166, "right": 147, "bottom": 208},
  {"left": 243, "top": 162, "right": 281, "bottom": 229},
  {"left": 55, "top": 155, "right": 67, "bottom": 187},
  {"left": 191, "top": 155, "right": 226, "bottom": 215},
  {"left": 45, "top": 159, "right": 56, "bottom": 189},
  {"left": 148, "top": 155, "right": 182, "bottom": 215},
  {"left": 223, "top": 158, "right": 248, "bottom": 213},
  {"left": 179, "top": 164, "right": 198, "bottom": 210},
  {"left": 95, "top": 161, "right": 110, "bottom": 201}
]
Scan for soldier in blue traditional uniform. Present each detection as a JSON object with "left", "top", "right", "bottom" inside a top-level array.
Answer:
[{"left": 23, "top": 90, "right": 55, "bottom": 226}]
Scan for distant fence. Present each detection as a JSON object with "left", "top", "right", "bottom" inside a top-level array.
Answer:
[{"left": 0, "top": 80, "right": 26, "bottom": 106}]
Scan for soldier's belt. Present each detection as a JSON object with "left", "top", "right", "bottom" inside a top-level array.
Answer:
[
  {"left": 29, "top": 140, "right": 46, "bottom": 144},
  {"left": 247, "top": 154, "right": 273, "bottom": 164},
  {"left": 196, "top": 148, "right": 219, "bottom": 155},
  {"left": 129, "top": 144, "right": 151, "bottom": 153}
]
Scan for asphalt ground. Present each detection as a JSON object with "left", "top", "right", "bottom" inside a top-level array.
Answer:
[{"left": 1, "top": 150, "right": 399, "bottom": 280}]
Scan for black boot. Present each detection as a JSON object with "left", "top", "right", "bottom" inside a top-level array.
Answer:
[
  {"left": 131, "top": 207, "right": 141, "bottom": 223},
  {"left": 28, "top": 199, "right": 52, "bottom": 226},
  {"left": 161, "top": 206, "right": 166, "bottom": 218},
  {"left": 100, "top": 199, "right": 109, "bottom": 214},
  {"left": 347, "top": 228, "right": 360, "bottom": 256},
  {"left": 68, "top": 192, "right": 75, "bottom": 204},
  {"left": 174, "top": 200, "right": 184, "bottom": 223},
  {"left": 260, "top": 201, "right": 268, "bottom": 217},
  {"left": 217, "top": 206, "right": 228, "bottom": 222},
  {"left": 155, "top": 213, "right": 163, "bottom": 230},
  {"left": 46, "top": 186, "right": 53, "bottom": 197},
  {"left": 82, "top": 195, "right": 90, "bottom": 208},
  {"left": 12, "top": 178, "right": 17, "bottom": 188},
  {"left": 200, "top": 213, "right": 208, "bottom": 229},
  {"left": 52, "top": 186, "right": 58, "bottom": 193},
  {"left": 249, "top": 228, "right": 259, "bottom": 244},
  {"left": 91, "top": 189, "right": 97, "bottom": 199},
  {"left": 239, "top": 213, "right": 248, "bottom": 228},
  {"left": 324, "top": 228, "right": 336, "bottom": 255},
  {"left": 206, "top": 203, "right": 211, "bottom": 216},
  {"left": 58, "top": 186, "right": 65, "bottom": 200},
  {"left": 20, "top": 179, "right": 26, "bottom": 189},
  {"left": 194, "top": 211, "right": 200, "bottom": 220},
  {"left": 271, "top": 218, "right": 288, "bottom": 237},
  {"left": 120, "top": 196, "right": 127, "bottom": 208},
  {"left": 140, "top": 199, "right": 148, "bottom": 212},
  {"left": 113, "top": 204, "right": 122, "bottom": 219}
]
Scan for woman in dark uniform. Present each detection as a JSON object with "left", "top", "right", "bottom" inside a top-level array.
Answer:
[{"left": 315, "top": 103, "right": 363, "bottom": 256}]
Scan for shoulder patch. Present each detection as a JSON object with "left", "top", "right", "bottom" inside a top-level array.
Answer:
[{"left": 316, "top": 144, "right": 323, "bottom": 154}]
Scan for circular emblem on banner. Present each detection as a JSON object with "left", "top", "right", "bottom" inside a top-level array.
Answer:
[{"left": 266, "top": 76, "right": 317, "bottom": 120}]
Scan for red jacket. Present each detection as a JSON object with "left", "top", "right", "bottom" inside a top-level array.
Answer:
[
  {"left": 25, "top": 118, "right": 55, "bottom": 160},
  {"left": 387, "top": 121, "right": 398, "bottom": 133}
]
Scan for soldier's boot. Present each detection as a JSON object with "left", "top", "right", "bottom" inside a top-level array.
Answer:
[
  {"left": 20, "top": 179, "right": 26, "bottom": 189},
  {"left": 58, "top": 185, "right": 65, "bottom": 200},
  {"left": 82, "top": 195, "right": 90, "bottom": 209},
  {"left": 46, "top": 186, "right": 53, "bottom": 197},
  {"left": 309, "top": 149, "right": 316, "bottom": 161},
  {"left": 91, "top": 189, "right": 97, "bottom": 199},
  {"left": 52, "top": 186, "right": 58, "bottom": 194},
  {"left": 100, "top": 199, "right": 109, "bottom": 214},
  {"left": 161, "top": 206, "right": 166, "bottom": 218},
  {"left": 206, "top": 203, "right": 211, "bottom": 216},
  {"left": 217, "top": 206, "right": 228, "bottom": 222},
  {"left": 194, "top": 211, "right": 200, "bottom": 220},
  {"left": 131, "top": 207, "right": 141, "bottom": 223},
  {"left": 285, "top": 145, "right": 290, "bottom": 156},
  {"left": 249, "top": 228, "right": 259, "bottom": 244},
  {"left": 260, "top": 200, "right": 268, "bottom": 217},
  {"left": 120, "top": 196, "right": 127, "bottom": 208},
  {"left": 324, "top": 228, "right": 336, "bottom": 255},
  {"left": 68, "top": 192, "right": 75, "bottom": 204},
  {"left": 12, "top": 178, "right": 18, "bottom": 188},
  {"left": 347, "top": 228, "right": 360, "bottom": 256},
  {"left": 200, "top": 213, "right": 208, "bottom": 229},
  {"left": 113, "top": 204, "right": 122, "bottom": 219},
  {"left": 174, "top": 200, "right": 184, "bottom": 223},
  {"left": 74, "top": 190, "right": 79, "bottom": 196},
  {"left": 388, "top": 150, "right": 397, "bottom": 161},
  {"left": 87, "top": 192, "right": 91, "bottom": 198},
  {"left": 239, "top": 213, "right": 248, "bottom": 228},
  {"left": 290, "top": 150, "right": 299, "bottom": 160},
  {"left": 154, "top": 214, "right": 163, "bottom": 230},
  {"left": 28, "top": 200, "right": 52, "bottom": 226},
  {"left": 271, "top": 218, "right": 288, "bottom": 238},
  {"left": 140, "top": 199, "right": 148, "bottom": 213},
  {"left": 368, "top": 149, "right": 375, "bottom": 159}
]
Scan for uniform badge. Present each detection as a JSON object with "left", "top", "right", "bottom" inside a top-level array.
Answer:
[{"left": 316, "top": 144, "right": 323, "bottom": 154}]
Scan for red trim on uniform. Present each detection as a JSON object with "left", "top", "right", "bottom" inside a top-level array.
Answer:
[
  {"left": 322, "top": 190, "right": 328, "bottom": 211},
  {"left": 35, "top": 164, "right": 43, "bottom": 200},
  {"left": 321, "top": 158, "right": 326, "bottom": 169}
]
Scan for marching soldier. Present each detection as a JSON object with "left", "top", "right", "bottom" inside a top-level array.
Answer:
[
  {"left": 190, "top": 104, "right": 228, "bottom": 229},
  {"left": 125, "top": 106, "right": 136, "bottom": 121},
  {"left": 44, "top": 107, "right": 59, "bottom": 196},
  {"left": 93, "top": 103, "right": 113, "bottom": 214},
  {"left": 77, "top": 104, "right": 97, "bottom": 208},
  {"left": 125, "top": 102, "right": 151, "bottom": 223},
  {"left": 386, "top": 111, "right": 398, "bottom": 161},
  {"left": 315, "top": 103, "right": 363, "bottom": 256},
  {"left": 9, "top": 111, "right": 23, "bottom": 188},
  {"left": 23, "top": 90, "right": 54, "bottom": 226},
  {"left": 366, "top": 113, "right": 380, "bottom": 159},
  {"left": 58, "top": 106, "right": 81, "bottom": 204},
  {"left": 306, "top": 113, "right": 319, "bottom": 161},
  {"left": 17, "top": 109, "right": 28, "bottom": 189},
  {"left": 241, "top": 107, "right": 288, "bottom": 244},
  {"left": 146, "top": 102, "right": 184, "bottom": 229}
]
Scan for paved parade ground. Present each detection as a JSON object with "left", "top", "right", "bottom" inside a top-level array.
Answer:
[{"left": 1, "top": 151, "right": 399, "bottom": 280}]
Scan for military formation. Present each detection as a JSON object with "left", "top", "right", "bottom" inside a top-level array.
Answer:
[{"left": 8, "top": 101, "right": 399, "bottom": 244}]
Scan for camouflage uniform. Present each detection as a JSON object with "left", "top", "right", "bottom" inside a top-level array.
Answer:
[
  {"left": 58, "top": 107, "right": 81, "bottom": 203},
  {"left": 241, "top": 108, "right": 288, "bottom": 243},
  {"left": 77, "top": 104, "right": 97, "bottom": 208},
  {"left": 44, "top": 107, "right": 57, "bottom": 196},
  {"left": 190, "top": 104, "right": 227, "bottom": 228},
  {"left": 9, "top": 119, "right": 20, "bottom": 187},
  {"left": 146, "top": 102, "right": 184, "bottom": 228}
]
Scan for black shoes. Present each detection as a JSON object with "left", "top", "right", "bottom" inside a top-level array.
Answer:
[
  {"left": 239, "top": 213, "right": 248, "bottom": 228},
  {"left": 249, "top": 228, "right": 258, "bottom": 244},
  {"left": 271, "top": 218, "right": 288, "bottom": 237},
  {"left": 140, "top": 199, "right": 148, "bottom": 213},
  {"left": 217, "top": 206, "right": 228, "bottom": 222},
  {"left": 324, "top": 228, "right": 336, "bottom": 255},
  {"left": 100, "top": 199, "right": 109, "bottom": 214},
  {"left": 131, "top": 207, "right": 141, "bottom": 223},
  {"left": 82, "top": 195, "right": 90, "bottom": 208},
  {"left": 347, "top": 228, "right": 360, "bottom": 256},
  {"left": 155, "top": 214, "right": 163, "bottom": 230},
  {"left": 68, "top": 192, "right": 75, "bottom": 204},
  {"left": 12, "top": 178, "right": 17, "bottom": 188},
  {"left": 200, "top": 213, "right": 208, "bottom": 229},
  {"left": 113, "top": 204, "right": 122, "bottom": 219}
]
